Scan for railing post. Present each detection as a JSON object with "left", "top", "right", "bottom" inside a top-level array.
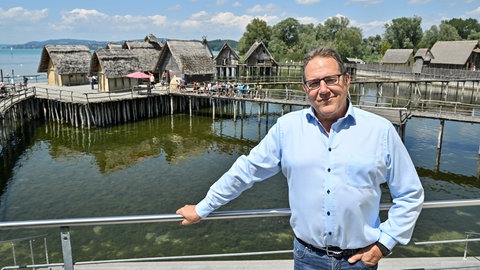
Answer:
[
  {"left": 29, "top": 239, "right": 35, "bottom": 268},
  {"left": 61, "top": 227, "right": 75, "bottom": 270},
  {"left": 11, "top": 242, "right": 17, "bottom": 266},
  {"left": 463, "top": 233, "right": 470, "bottom": 260}
]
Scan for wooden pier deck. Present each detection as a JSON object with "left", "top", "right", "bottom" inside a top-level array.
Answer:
[
  {"left": 1, "top": 83, "right": 412, "bottom": 127},
  {"left": 1, "top": 82, "right": 479, "bottom": 130}
]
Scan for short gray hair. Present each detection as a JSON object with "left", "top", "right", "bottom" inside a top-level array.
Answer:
[{"left": 302, "top": 47, "right": 346, "bottom": 81}]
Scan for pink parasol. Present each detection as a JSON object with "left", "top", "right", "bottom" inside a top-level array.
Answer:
[{"left": 126, "top": 71, "right": 151, "bottom": 79}]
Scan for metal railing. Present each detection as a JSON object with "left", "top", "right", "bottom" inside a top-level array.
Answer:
[{"left": 0, "top": 199, "right": 479, "bottom": 270}]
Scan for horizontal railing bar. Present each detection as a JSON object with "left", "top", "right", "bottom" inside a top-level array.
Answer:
[
  {"left": 75, "top": 249, "right": 293, "bottom": 265},
  {"left": 0, "top": 199, "right": 477, "bottom": 230},
  {"left": 414, "top": 238, "right": 480, "bottom": 245},
  {"left": 418, "top": 199, "right": 480, "bottom": 209}
]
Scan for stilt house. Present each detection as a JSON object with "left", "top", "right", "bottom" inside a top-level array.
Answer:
[
  {"left": 380, "top": 49, "right": 414, "bottom": 66},
  {"left": 90, "top": 35, "right": 162, "bottom": 92},
  {"left": 155, "top": 40, "right": 216, "bottom": 84},
  {"left": 429, "top": 40, "right": 480, "bottom": 70},
  {"left": 214, "top": 42, "right": 240, "bottom": 80},
  {"left": 413, "top": 48, "right": 433, "bottom": 74},
  {"left": 90, "top": 49, "right": 141, "bottom": 92},
  {"left": 243, "top": 41, "right": 278, "bottom": 78},
  {"left": 37, "top": 45, "right": 91, "bottom": 86}
]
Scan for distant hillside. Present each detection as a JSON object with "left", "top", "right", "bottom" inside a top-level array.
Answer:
[
  {"left": 6, "top": 39, "right": 113, "bottom": 50},
  {"left": 208, "top": 39, "right": 238, "bottom": 51},
  {"left": 1, "top": 38, "right": 238, "bottom": 51}
]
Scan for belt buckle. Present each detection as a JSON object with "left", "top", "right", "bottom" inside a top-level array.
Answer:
[{"left": 325, "top": 247, "right": 344, "bottom": 258}]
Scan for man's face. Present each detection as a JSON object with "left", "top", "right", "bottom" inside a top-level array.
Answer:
[{"left": 302, "top": 56, "right": 350, "bottom": 122}]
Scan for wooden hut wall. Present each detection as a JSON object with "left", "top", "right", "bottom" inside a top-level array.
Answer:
[
  {"left": 161, "top": 54, "right": 181, "bottom": 77},
  {"left": 467, "top": 53, "right": 480, "bottom": 70},
  {"left": 47, "top": 60, "right": 56, "bottom": 85},
  {"left": 98, "top": 65, "right": 107, "bottom": 92},
  {"left": 61, "top": 73, "right": 88, "bottom": 86},
  {"left": 106, "top": 77, "right": 136, "bottom": 92}
]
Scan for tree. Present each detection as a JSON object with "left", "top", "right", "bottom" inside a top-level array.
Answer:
[
  {"left": 271, "top": 18, "right": 300, "bottom": 47},
  {"left": 361, "top": 35, "right": 382, "bottom": 62},
  {"left": 384, "top": 16, "right": 423, "bottom": 49},
  {"left": 419, "top": 22, "right": 461, "bottom": 48},
  {"left": 445, "top": 18, "right": 480, "bottom": 39},
  {"left": 320, "top": 16, "right": 350, "bottom": 41},
  {"left": 237, "top": 18, "right": 272, "bottom": 55},
  {"left": 334, "top": 27, "right": 363, "bottom": 59},
  {"left": 437, "top": 22, "right": 461, "bottom": 41}
]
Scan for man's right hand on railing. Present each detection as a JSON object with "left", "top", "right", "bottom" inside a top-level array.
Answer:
[{"left": 176, "top": 204, "right": 201, "bottom": 225}]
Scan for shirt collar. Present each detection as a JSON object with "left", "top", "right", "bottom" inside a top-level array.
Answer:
[{"left": 305, "top": 99, "right": 357, "bottom": 129}]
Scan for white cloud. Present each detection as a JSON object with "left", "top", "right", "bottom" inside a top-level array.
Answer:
[
  {"left": 247, "top": 4, "right": 278, "bottom": 14},
  {"left": 210, "top": 12, "right": 253, "bottom": 29},
  {"left": 61, "top": 9, "right": 107, "bottom": 24},
  {"left": 297, "top": 16, "right": 321, "bottom": 25},
  {"left": 0, "top": 6, "right": 48, "bottom": 23},
  {"left": 149, "top": 15, "right": 168, "bottom": 26},
  {"left": 353, "top": 19, "right": 388, "bottom": 37},
  {"left": 191, "top": 11, "right": 209, "bottom": 19},
  {"left": 233, "top": 1, "right": 242, "bottom": 7}
]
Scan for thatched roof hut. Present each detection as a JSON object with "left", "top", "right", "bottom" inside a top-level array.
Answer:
[
  {"left": 37, "top": 45, "right": 91, "bottom": 86},
  {"left": 429, "top": 40, "right": 480, "bottom": 70},
  {"left": 155, "top": 40, "right": 215, "bottom": 84},
  {"left": 144, "top": 34, "right": 163, "bottom": 50},
  {"left": 214, "top": 42, "right": 239, "bottom": 65},
  {"left": 214, "top": 42, "right": 240, "bottom": 78},
  {"left": 380, "top": 49, "right": 414, "bottom": 66},
  {"left": 91, "top": 34, "right": 162, "bottom": 92},
  {"left": 90, "top": 48, "right": 160, "bottom": 92},
  {"left": 105, "top": 43, "right": 122, "bottom": 49},
  {"left": 243, "top": 41, "right": 278, "bottom": 77},
  {"left": 123, "top": 41, "right": 156, "bottom": 50},
  {"left": 412, "top": 48, "right": 433, "bottom": 73}
]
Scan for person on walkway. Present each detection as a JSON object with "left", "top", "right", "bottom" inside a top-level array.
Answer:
[
  {"left": 149, "top": 72, "right": 155, "bottom": 88},
  {"left": 23, "top": 76, "right": 28, "bottom": 89},
  {"left": 176, "top": 47, "right": 424, "bottom": 269},
  {"left": 88, "top": 76, "right": 94, "bottom": 90}
]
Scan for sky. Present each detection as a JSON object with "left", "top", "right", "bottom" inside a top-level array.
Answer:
[{"left": 1, "top": 0, "right": 480, "bottom": 44}]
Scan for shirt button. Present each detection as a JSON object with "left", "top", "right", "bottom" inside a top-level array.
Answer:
[
  {"left": 328, "top": 147, "right": 332, "bottom": 152},
  {"left": 327, "top": 168, "right": 331, "bottom": 172},
  {"left": 327, "top": 190, "right": 330, "bottom": 194},
  {"left": 327, "top": 211, "right": 330, "bottom": 216}
]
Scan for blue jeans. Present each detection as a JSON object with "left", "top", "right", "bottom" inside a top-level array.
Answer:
[{"left": 293, "top": 238, "right": 378, "bottom": 270}]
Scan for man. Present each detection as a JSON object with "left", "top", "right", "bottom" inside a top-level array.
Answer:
[{"left": 176, "top": 47, "right": 424, "bottom": 269}]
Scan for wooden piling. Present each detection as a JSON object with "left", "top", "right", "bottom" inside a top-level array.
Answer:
[
  {"left": 212, "top": 98, "right": 216, "bottom": 120},
  {"left": 437, "top": 119, "right": 445, "bottom": 150}
]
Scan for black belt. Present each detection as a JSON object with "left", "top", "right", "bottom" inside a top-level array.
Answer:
[{"left": 296, "top": 237, "right": 360, "bottom": 259}]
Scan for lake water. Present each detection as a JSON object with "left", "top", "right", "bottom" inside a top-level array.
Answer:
[
  {"left": 0, "top": 48, "right": 43, "bottom": 82},
  {"left": 0, "top": 49, "right": 478, "bottom": 266}
]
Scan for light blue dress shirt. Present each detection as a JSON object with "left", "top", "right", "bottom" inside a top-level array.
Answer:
[{"left": 196, "top": 101, "right": 424, "bottom": 251}]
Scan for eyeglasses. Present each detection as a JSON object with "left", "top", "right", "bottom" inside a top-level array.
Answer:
[{"left": 303, "top": 73, "right": 345, "bottom": 91}]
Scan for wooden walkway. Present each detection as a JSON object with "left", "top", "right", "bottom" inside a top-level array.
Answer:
[
  {"left": 0, "top": 83, "right": 411, "bottom": 127},
  {"left": 2, "top": 82, "right": 479, "bottom": 128}
]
